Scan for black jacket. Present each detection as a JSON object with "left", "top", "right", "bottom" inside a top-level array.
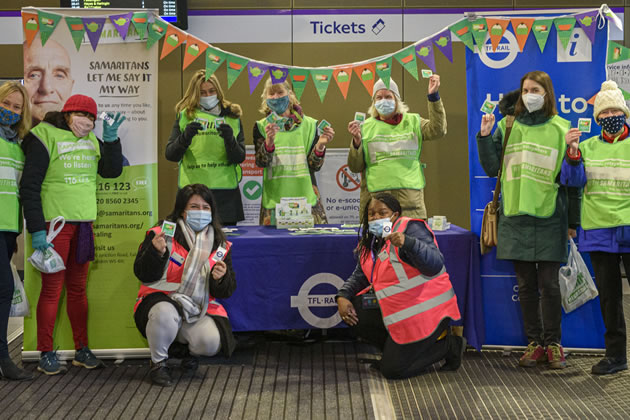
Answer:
[
  {"left": 20, "top": 112, "right": 123, "bottom": 233},
  {"left": 165, "top": 107, "right": 245, "bottom": 225}
]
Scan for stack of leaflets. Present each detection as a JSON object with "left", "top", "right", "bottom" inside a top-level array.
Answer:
[{"left": 275, "top": 197, "right": 314, "bottom": 229}]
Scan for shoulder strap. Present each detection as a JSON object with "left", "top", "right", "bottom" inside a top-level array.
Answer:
[{"left": 492, "top": 115, "right": 515, "bottom": 207}]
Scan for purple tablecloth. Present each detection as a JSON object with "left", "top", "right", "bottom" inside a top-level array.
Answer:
[{"left": 219, "top": 224, "right": 484, "bottom": 350}]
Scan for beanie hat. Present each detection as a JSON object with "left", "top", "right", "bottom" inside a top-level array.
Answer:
[
  {"left": 593, "top": 80, "right": 630, "bottom": 121},
  {"left": 373, "top": 78, "right": 400, "bottom": 99},
  {"left": 62, "top": 94, "right": 97, "bottom": 119}
]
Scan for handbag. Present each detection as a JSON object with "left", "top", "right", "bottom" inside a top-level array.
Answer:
[
  {"left": 9, "top": 262, "right": 30, "bottom": 317},
  {"left": 480, "top": 115, "right": 515, "bottom": 255}
]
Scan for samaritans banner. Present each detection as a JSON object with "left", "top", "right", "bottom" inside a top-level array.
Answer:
[
  {"left": 466, "top": 13, "right": 607, "bottom": 349},
  {"left": 22, "top": 8, "right": 158, "bottom": 354}
]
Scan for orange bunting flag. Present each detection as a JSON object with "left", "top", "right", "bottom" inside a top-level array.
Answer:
[
  {"left": 22, "top": 11, "right": 39, "bottom": 46},
  {"left": 160, "top": 24, "right": 186, "bottom": 60},
  {"left": 182, "top": 35, "right": 208, "bottom": 70},
  {"left": 353, "top": 63, "right": 376, "bottom": 97},
  {"left": 510, "top": 18, "right": 534, "bottom": 52},
  {"left": 333, "top": 67, "right": 353, "bottom": 99},
  {"left": 486, "top": 18, "right": 510, "bottom": 52}
]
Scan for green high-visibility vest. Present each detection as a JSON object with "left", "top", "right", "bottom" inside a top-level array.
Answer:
[
  {"left": 499, "top": 115, "right": 569, "bottom": 217},
  {"left": 256, "top": 115, "right": 317, "bottom": 209},
  {"left": 32, "top": 122, "right": 101, "bottom": 222},
  {"left": 580, "top": 135, "right": 630, "bottom": 230},
  {"left": 0, "top": 135, "right": 24, "bottom": 232},
  {"left": 361, "top": 113, "right": 424, "bottom": 192},
  {"left": 178, "top": 110, "right": 242, "bottom": 189}
]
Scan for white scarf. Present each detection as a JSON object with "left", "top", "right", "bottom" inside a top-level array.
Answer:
[{"left": 170, "top": 218, "right": 214, "bottom": 323}]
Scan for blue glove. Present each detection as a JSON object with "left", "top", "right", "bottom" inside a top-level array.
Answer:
[
  {"left": 32, "top": 231, "right": 53, "bottom": 252},
  {"left": 102, "top": 112, "right": 126, "bottom": 143}
]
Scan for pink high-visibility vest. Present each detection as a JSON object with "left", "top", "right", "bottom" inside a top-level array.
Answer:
[
  {"left": 360, "top": 217, "right": 461, "bottom": 344},
  {"left": 134, "top": 226, "right": 230, "bottom": 318}
]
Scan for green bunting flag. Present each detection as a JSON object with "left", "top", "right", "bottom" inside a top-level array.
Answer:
[
  {"left": 289, "top": 68, "right": 310, "bottom": 101},
  {"left": 394, "top": 46, "right": 419, "bottom": 81},
  {"left": 531, "top": 19, "right": 554, "bottom": 53},
  {"left": 607, "top": 41, "right": 630, "bottom": 64},
  {"left": 65, "top": 16, "right": 85, "bottom": 51},
  {"left": 310, "top": 69, "right": 334, "bottom": 102},
  {"left": 146, "top": 18, "right": 167, "bottom": 49},
  {"left": 374, "top": 57, "right": 393, "bottom": 89},
  {"left": 449, "top": 20, "right": 474, "bottom": 51},
  {"left": 554, "top": 17, "right": 576, "bottom": 50},
  {"left": 131, "top": 12, "right": 149, "bottom": 39},
  {"left": 38, "top": 11, "right": 62, "bottom": 46},
  {"left": 226, "top": 55, "right": 249, "bottom": 88},
  {"left": 470, "top": 18, "right": 488, "bottom": 48},
  {"left": 205, "top": 47, "right": 226, "bottom": 79}
]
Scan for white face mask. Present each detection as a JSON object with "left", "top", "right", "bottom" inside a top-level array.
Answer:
[{"left": 521, "top": 93, "right": 545, "bottom": 113}]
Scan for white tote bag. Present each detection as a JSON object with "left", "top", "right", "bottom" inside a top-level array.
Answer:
[
  {"left": 558, "top": 238, "right": 599, "bottom": 313},
  {"left": 9, "top": 262, "right": 30, "bottom": 317},
  {"left": 27, "top": 216, "right": 66, "bottom": 274}
]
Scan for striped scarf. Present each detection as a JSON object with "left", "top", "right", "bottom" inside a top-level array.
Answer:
[{"left": 169, "top": 218, "right": 214, "bottom": 323}]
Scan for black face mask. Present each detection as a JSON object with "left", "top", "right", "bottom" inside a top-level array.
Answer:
[{"left": 599, "top": 114, "right": 626, "bottom": 135}]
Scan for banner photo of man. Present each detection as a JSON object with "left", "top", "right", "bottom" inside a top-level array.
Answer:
[{"left": 21, "top": 8, "right": 158, "bottom": 355}]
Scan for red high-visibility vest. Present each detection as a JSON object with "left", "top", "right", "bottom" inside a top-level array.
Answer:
[
  {"left": 359, "top": 217, "right": 461, "bottom": 344},
  {"left": 134, "top": 226, "right": 231, "bottom": 318}
]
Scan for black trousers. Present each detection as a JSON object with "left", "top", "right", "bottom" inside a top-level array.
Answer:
[
  {"left": 589, "top": 251, "right": 630, "bottom": 359},
  {"left": 512, "top": 261, "right": 562, "bottom": 346},
  {"left": 0, "top": 232, "right": 17, "bottom": 359},
  {"left": 349, "top": 295, "right": 452, "bottom": 379}
]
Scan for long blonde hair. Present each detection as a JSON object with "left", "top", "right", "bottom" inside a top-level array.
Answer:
[
  {"left": 0, "top": 82, "right": 31, "bottom": 138},
  {"left": 175, "top": 70, "right": 242, "bottom": 119},
  {"left": 259, "top": 78, "right": 300, "bottom": 114}
]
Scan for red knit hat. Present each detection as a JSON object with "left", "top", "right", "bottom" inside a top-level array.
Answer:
[{"left": 62, "top": 94, "right": 97, "bottom": 119}]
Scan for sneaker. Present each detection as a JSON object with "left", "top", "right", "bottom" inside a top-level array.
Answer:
[
  {"left": 547, "top": 343, "right": 567, "bottom": 369},
  {"left": 150, "top": 360, "right": 173, "bottom": 387},
  {"left": 72, "top": 346, "right": 105, "bottom": 369},
  {"left": 0, "top": 358, "right": 33, "bottom": 381},
  {"left": 519, "top": 342, "right": 546, "bottom": 367},
  {"left": 38, "top": 351, "right": 63, "bottom": 375},
  {"left": 591, "top": 357, "right": 628, "bottom": 375},
  {"left": 441, "top": 336, "right": 467, "bottom": 371}
]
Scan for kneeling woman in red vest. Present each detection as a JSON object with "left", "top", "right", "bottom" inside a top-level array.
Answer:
[
  {"left": 336, "top": 193, "right": 464, "bottom": 379},
  {"left": 133, "top": 184, "right": 236, "bottom": 387}
]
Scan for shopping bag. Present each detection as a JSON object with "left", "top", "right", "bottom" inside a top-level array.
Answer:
[
  {"left": 558, "top": 238, "right": 598, "bottom": 313},
  {"left": 9, "top": 262, "right": 30, "bottom": 317},
  {"left": 27, "top": 216, "right": 66, "bottom": 273}
]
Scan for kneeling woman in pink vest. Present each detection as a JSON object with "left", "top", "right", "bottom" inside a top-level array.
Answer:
[
  {"left": 133, "top": 184, "right": 236, "bottom": 387},
  {"left": 336, "top": 193, "right": 463, "bottom": 379}
]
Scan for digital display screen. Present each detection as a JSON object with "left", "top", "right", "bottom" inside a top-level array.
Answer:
[{"left": 60, "top": 0, "right": 187, "bottom": 29}]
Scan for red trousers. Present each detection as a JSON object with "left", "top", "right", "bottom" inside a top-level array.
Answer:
[{"left": 37, "top": 223, "right": 89, "bottom": 352}]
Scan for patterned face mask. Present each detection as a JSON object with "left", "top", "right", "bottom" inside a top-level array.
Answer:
[
  {"left": 599, "top": 114, "right": 626, "bottom": 135},
  {"left": 0, "top": 107, "right": 21, "bottom": 126}
]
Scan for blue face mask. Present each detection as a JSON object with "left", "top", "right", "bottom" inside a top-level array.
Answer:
[
  {"left": 266, "top": 95, "right": 290, "bottom": 114},
  {"left": 199, "top": 95, "right": 219, "bottom": 110},
  {"left": 368, "top": 217, "right": 390, "bottom": 238},
  {"left": 186, "top": 210, "right": 212, "bottom": 232},
  {"left": 374, "top": 99, "right": 396, "bottom": 116},
  {"left": 599, "top": 114, "right": 626, "bottom": 135},
  {"left": 0, "top": 107, "right": 21, "bottom": 126}
]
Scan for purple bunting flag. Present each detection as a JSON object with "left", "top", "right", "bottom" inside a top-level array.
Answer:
[
  {"left": 247, "top": 62, "right": 269, "bottom": 94},
  {"left": 574, "top": 10, "right": 599, "bottom": 44},
  {"left": 82, "top": 17, "right": 106, "bottom": 51},
  {"left": 416, "top": 40, "right": 436, "bottom": 72},
  {"left": 109, "top": 12, "right": 133, "bottom": 40},
  {"left": 432, "top": 29, "right": 453, "bottom": 63},
  {"left": 269, "top": 66, "right": 289, "bottom": 84}
]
